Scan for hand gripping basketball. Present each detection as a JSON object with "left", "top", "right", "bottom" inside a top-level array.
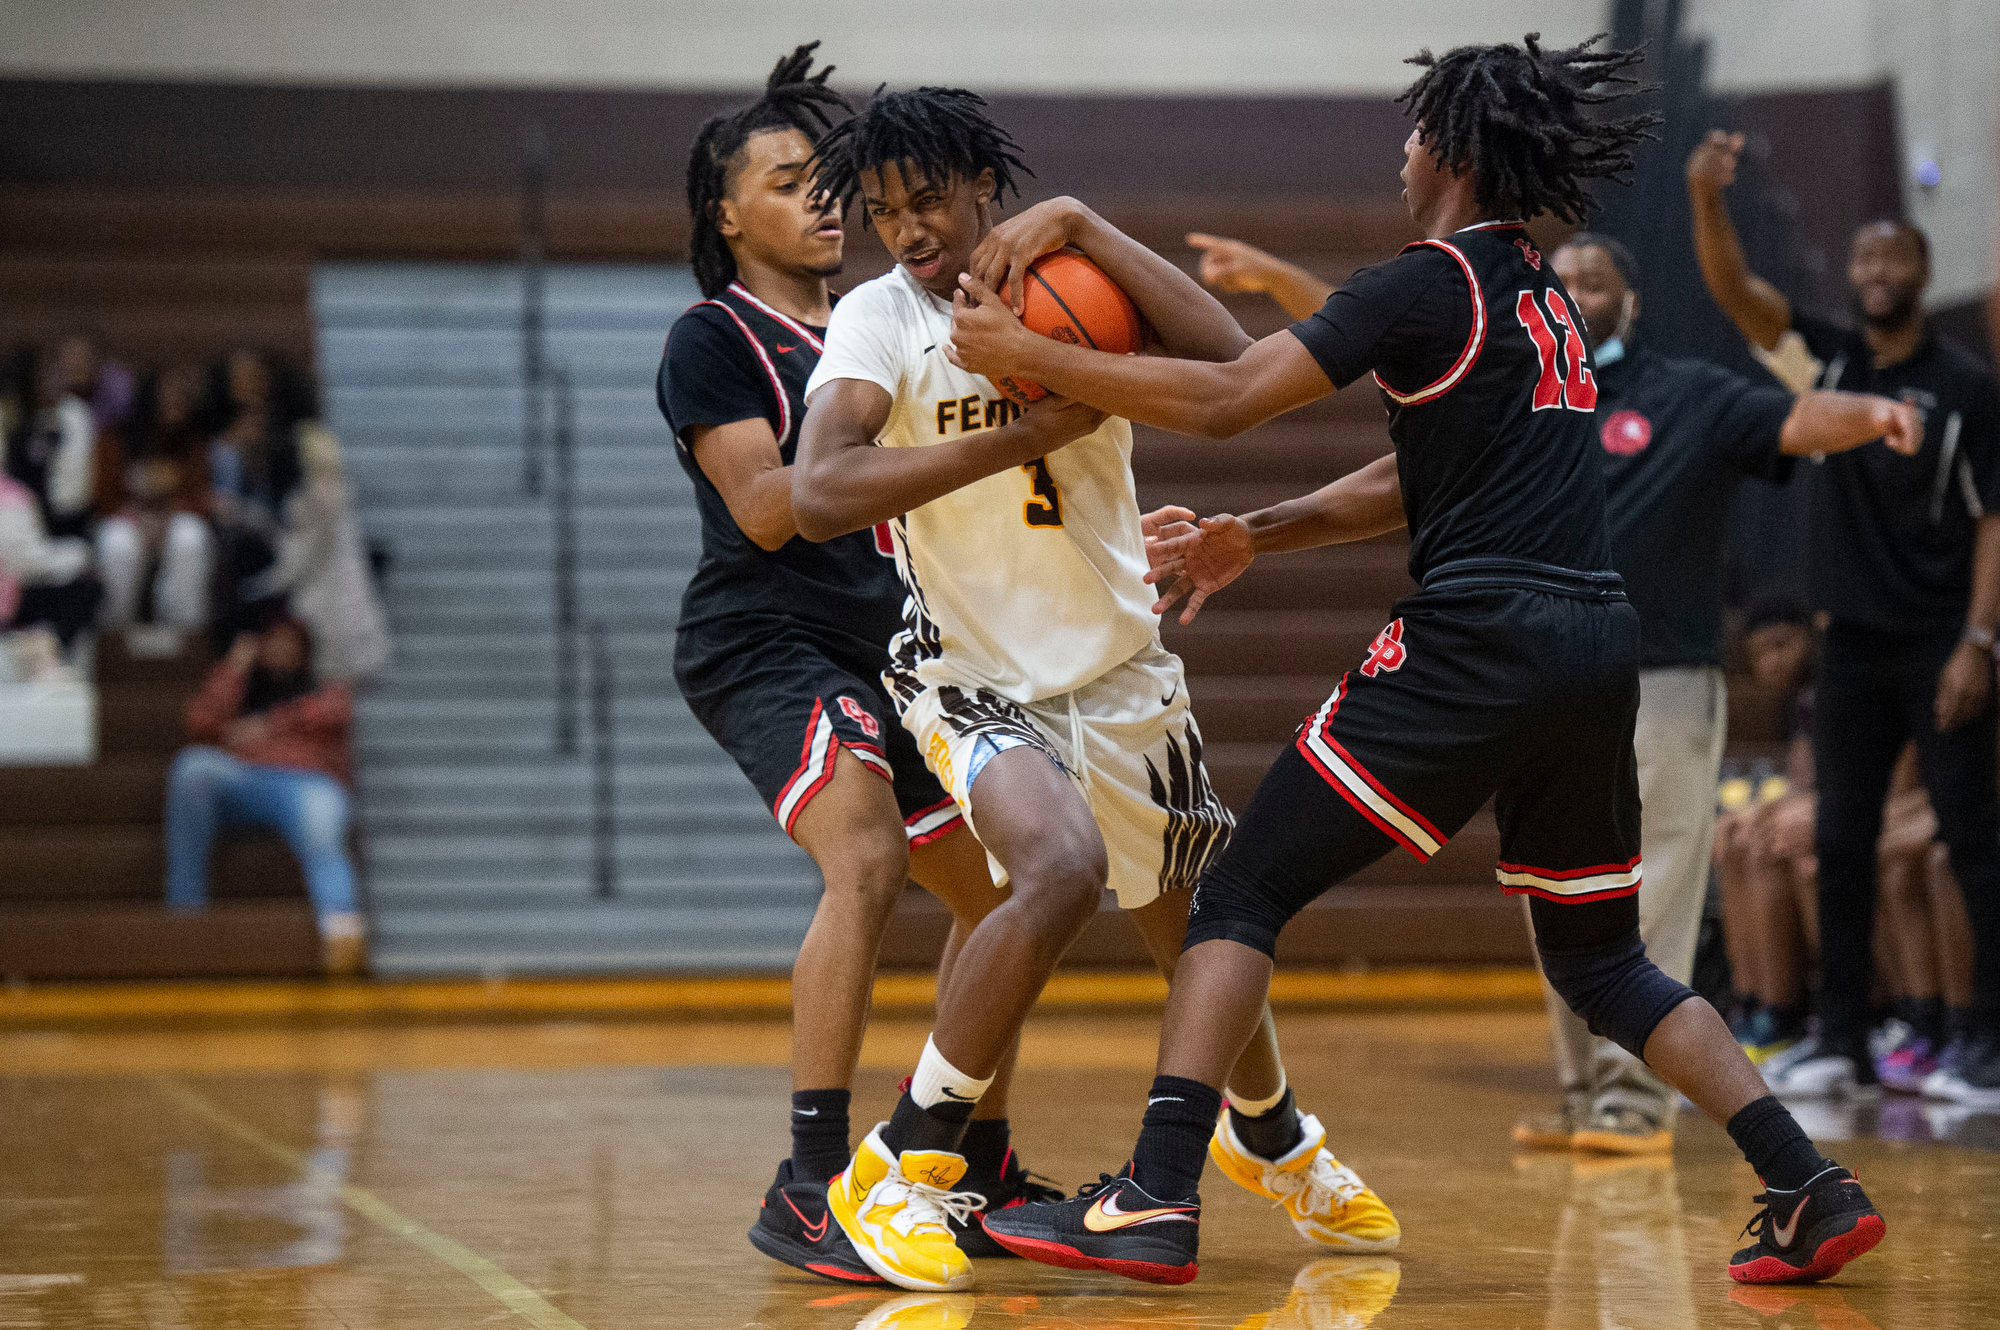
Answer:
[{"left": 951, "top": 253, "right": 1142, "bottom": 405}]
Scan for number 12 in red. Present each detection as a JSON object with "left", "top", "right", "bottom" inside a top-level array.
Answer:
[{"left": 1515, "top": 288, "right": 1598, "bottom": 412}]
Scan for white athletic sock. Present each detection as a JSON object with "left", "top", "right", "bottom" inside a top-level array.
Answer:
[
  {"left": 1227, "top": 1070, "right": 1289, "bottom": 1117},
  {"left": 909, "top": 1034, "right": 993, "bottom": 1112}
]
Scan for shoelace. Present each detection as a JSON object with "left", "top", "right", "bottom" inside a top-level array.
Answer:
[
  {"left": 1015, "top": 1171, "right": 1066, "bottom": 1205},
  {"left": 1269, "top": 1155, "right": 1367, "bottom": 1217},
  {"left": 1739, "top": 1191, "right": 1775, "bottom": 1242},
  {"left": 879, "top": 1174, "right": 987, "bottom": 1239}
]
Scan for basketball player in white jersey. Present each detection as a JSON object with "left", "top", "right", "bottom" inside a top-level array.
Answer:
[{"left": 789, "top": 86, "right": 1398, "bottom": 1293}]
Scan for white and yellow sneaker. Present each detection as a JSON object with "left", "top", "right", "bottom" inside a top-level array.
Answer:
[
  {"left": 1209, "top": 1109, "right": 1400, "bottom": 1251},
  {"left": 1235, "top": 1256, "right": 1403, "bottom": 1329},
  {"left": 827, "top": 1125, "right": 984, "bottom": 1291},
  {"left": 854, "top": 1292, "right": 976, "bottom": 1330}
]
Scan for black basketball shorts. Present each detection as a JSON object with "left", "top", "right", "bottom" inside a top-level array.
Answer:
[
  {"left": 1185, "top": 558, "right": 1645, "bottom": 958},
  {"left": 676, "top": 621, "right": 963, "bottom": 845}
]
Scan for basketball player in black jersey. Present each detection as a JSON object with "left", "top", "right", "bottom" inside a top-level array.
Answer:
[
  {"left": 953, "top": 35, "right": 1892, "bottom": 1286},
  {"left": 656, "top": 45, "right": 1054, "bottom": 1283}
]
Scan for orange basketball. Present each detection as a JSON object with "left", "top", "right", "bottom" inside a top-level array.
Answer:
[{"left": 989, "top": 250, "right": 1144, "bottom": 406}]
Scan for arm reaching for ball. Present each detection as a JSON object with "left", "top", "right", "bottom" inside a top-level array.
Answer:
[{"left": 1146, "top": 455, "right": 1406, "bottom": 623}]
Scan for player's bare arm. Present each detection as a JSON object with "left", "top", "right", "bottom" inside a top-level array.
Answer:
[
  {"left": 1937, "top": 514, "right": 2000, "bottom": 732},
  {"left": 949, "top": 285, "right": 1332, "bottom": 440},
  {"left": 1186, "top": 233, "right": 1334, "bottom": 321},
  {"left": 1146, "top": 454, "right": 1404, "bottom": 623},
  {"left": 1779, "top": 391, "right": 1921, "bottom": 457},
  {"left": 792, "top": 377, "right": 1105, "bottom": 540},
  {"left": 1687, "top": 130, "right": 1792, "bottom": 350},
  {"left": 966, "top": 197, "right": 1251, "bottom": 363},
  {"left": 687, "top": 418, "right": 800, "bottom": 550}
]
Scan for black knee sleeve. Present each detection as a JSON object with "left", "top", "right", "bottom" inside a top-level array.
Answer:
[
  {"left": 1533, "top": 914, "right": 1696, "bottom": 1061},
  {"left": 1182, "top": 857, "right": 1300, "bottom": 959}
]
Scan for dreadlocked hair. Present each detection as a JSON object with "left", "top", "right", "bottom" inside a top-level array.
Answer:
[
  {"left": 687, "top": 41, "right": 851, "bottom": 298},
  {"left": 1398, "top": 32, "right": 1660, "bottom": 225},
  {"left": 808, "top": 86, "right": 1030, "bottom": 221}
]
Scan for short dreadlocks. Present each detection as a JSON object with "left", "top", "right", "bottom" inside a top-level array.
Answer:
[
  {"left": 1398, "top": 32, "right": 1660, "bottom": 225},
  {"left": 808, "top": 86, "right": 1030, "bottom": 220},
  {"left": 687, "top": 42, "right": 851, "bottom": 298}
]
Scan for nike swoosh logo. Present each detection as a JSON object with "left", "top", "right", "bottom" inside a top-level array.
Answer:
[
  {"left": 1771, "top": 1196, "right": 1809, "bottom": 1247},
  {"left": 1148, "top": 1096, "right": 1183, "bottom": 1106},
  {"left": 1161, "top": 684, "right": 1178, "bottom": 707},
  {"left": 923, "top": 344, "right": 938, "bottom": 355},
  {"left": 783, "top": 1193, "right": 830, "bottom": 1242},
  {"left": 1083, "top": 1192, "right": 1197, "bottom": 1233},
  {"left": 793, "top": 1108, "right": 818, "bottom": 1116},
  {"left": 775, "top": 343, "right": 799, "bottom": 353},
  {"left": 937, "top": 1087, "right": 978, "bottom": 1101}
]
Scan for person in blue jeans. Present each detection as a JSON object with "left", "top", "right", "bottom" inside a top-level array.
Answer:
[{"left": 165, "top": 615, "right": 363, "bottom": 975}]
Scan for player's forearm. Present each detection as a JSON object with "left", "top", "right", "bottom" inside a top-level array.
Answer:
[
  {"left": 792, "top": 423, "right": 1059, "bottom": 541},
  {"left": 729, "top": 466, "right": 801, "bottom": 550},
  {"left": 1006, "top": 332, "right": 1311, "bottom": 440},
  {"left": 1065, "top": 206, "right": 1252, "bottom": 363},
  {"left": 1779, "top": 391, "right": 1899, "bottom": 457},
  {"left": 1241, "top": 454, "right": 1404, "bottom": 555},
  {"left": 1689, "top": 187, "right": 1791, "bottom": 351},
  {"left": 1260, "top": 264, "right": 1337, "bottom": 322}
]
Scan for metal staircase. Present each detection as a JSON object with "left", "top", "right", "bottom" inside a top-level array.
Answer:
[{"left": 313, "top": 262, "right": 820, "bottom": 974}]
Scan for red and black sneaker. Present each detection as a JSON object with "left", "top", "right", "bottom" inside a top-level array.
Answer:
[
  {"left": 979, "top": 1166, "right": 1200, "bottom": 1285},
  {"left": 950, "top": 1145, "right": 1065, "bottom": 1258},
  {"left": 1728, "top": 1164, "right": 1885, "bottom": 1284},
  {"left": 747, "top": 1159, "right": 885, "bottom": 1284}
]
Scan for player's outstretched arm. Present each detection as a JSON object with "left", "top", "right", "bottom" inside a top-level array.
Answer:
[
  {"left": 686, "top": 418, "right": 800, "bottom": 550},
  {"left": 792, "top": 378, "right": 1106, "bottom": 541},
  {"left": 949, "top": 274, "right": 1332, "bottom": 440},
  {"left": 1778, "top": 391, "right": 1920, "bottom": 457},
  {"left": 1186, "top": 233, "right": 1334, "bottom": 322},
  {"left": 968, "top": 197, "right": 1250, "bottom": 364},
  {"left": 1687, "top": 130, "right": 1792, "bottom": 351},
  {"left": 1146, "top": 454, "right": 1404, "bottom": 624}
]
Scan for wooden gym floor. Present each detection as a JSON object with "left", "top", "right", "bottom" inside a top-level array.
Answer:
[{"left": 1, "top": 980, "right": 1995, "bottom": 1329}]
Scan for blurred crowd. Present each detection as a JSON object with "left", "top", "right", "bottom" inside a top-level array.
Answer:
[{"left": 0, "top": 332, "right": 387, "bottom": 683}]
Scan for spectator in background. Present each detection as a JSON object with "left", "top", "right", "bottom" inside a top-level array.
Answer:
[
  {"left": 95, "top": 365, "right": 214, "bottom": 632},
  {"left": 1, "top": 345, "right": 104, "bottom": 670},
  {"left": 202, "top": 348, "right": 388, "bottom": 680},
  {"left": 167, "top": 615, "right": 363, "bottom": 976},
  {"left": 6, "top": 342, "right": 99, "bottom": 542}
]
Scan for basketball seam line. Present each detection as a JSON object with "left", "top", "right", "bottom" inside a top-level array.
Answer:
[{"left": 1028, "top": 267, "right": 1100, "bottom": 350}]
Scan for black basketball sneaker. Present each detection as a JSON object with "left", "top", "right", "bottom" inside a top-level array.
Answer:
[
  {"left": 950, "top": 1144, "right": 1064, "bottom": 1258},
  {"left": 748, "top": 1159, "right": 885, "bottom": 1284},
  {"left": 1728, "top": 1164, "right": 1885, "bottom": 1284},
  {"left": 979, "top": 1166, "right": 1200, "bottom": 1285}
]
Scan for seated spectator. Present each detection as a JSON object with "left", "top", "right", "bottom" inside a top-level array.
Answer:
[
  {"left": 166, "top": 615, "right": 364, "bottom": 976},
  {"left": 201, "top": 348, "right": 388, "bottom": 679},
  {"left": 96, "top": 364, "right": 214, "bottom": 632},
  {"left": 6, "top": 341, "right": 99, "bottom": 543},
  {"left": 0, "top": 471, "right": 99, "bottom": 678}
]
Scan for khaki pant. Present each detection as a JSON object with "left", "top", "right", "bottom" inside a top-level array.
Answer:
[{"left": 1527, "top": 666, "right": 1727, "bottom": 1125}]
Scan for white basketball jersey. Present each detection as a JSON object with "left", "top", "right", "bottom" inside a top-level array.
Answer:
[{"left": 806, "top": 263, "right": 1159, "bottom": 704}]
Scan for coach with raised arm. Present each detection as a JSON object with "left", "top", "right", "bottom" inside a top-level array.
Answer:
[
  {"left": 1182, "top": 229, "right": 1920, "bottom": 1153},
  {"left": 1689, "top": 129, "right": 2000, "bottom": 1108}
]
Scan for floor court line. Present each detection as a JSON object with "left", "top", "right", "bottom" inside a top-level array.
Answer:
[{"left": 149, "top": 1075, "right": 592, "bottom": 1330}]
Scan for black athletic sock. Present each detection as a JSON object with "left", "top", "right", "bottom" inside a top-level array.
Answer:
[
  {"left": 1727, "top": 1095, "right": 1830, "bottom": 1191},
  {"left": 790, "top": 1088, "right": 851, "bottom": 1184},
  {"left": 1132, "top": 1075, "right": 1222, "bottom": 1202},
  {"left": 882, "top": 1091, "right": 972, "bottom": 1158},
  {"left": 1228, "top": 1086, "right": 1304, "bottom": 1160},
  {"left": 960, "top": 1118, "right": 1011, "bottom": 1175}
]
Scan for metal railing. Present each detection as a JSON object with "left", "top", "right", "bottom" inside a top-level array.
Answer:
[
  {"left": 549, "top": 362, "right": 579, "bottom": 756},
  {"left": 520, "top": 119, "right": 548, "bottom": 496},
  {"left": 589, "top": 619, "right": 618, "bottom": 900}
]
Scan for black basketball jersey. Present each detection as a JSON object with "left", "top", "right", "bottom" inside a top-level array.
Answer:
[
  {"left": 1289, "top": 221, "right": 1612, "bottom": 582},
  {"left": 657, "top": 281, "right": 904, "bottom": 655}
]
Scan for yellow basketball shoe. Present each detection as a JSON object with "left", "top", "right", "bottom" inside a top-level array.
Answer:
[
  {"left": 1209, "top": 1109, "right": 1400, "bottom": 1251},
  {"left": 827, "top": 1125, "right": 982, "bottom": 1292}
]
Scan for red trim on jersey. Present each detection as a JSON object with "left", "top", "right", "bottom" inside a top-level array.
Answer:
[
  {"left": 904, "top": 796, "right": 966, "bottom": 847},
  {"left": 1370, "top": 239, "right": 1486, "bottom": 406},
  {"left": 1496, "top": 855, "right": 1642, "bottom": 881},
  {"left": 775, "top": 699, "right": 839, "bottom": 835},
  {"left": 699, "top": 299, "right": 793, "bottom": 444},
  {"left": 1297, "top": 738, "right": 1432, "bottom": 861},
  {"left": 1457, "top": 220, "right": 1527, "bottom": 232},
  {"left": 1292, "top": 675, "right": 1441, "bottom": 862},
  {"left": 726, "top": 281, "right": 826, "bottom": 353}
]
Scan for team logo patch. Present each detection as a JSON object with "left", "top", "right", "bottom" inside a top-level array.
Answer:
[
  {"left": 1515, "top": 237, "right": 1542, "bottom": 270},
  {"left": 837, "top": 696, "right": 881, "bottom": 739},
  {"left": 1601, "top": 409, "right": 1652, "bottom": 456},
  {"left": 1360, "top": 619, "right": 1407, "bottom": 677}
]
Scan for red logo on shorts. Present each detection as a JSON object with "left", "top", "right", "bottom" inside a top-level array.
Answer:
[
  {"left": 1361, "top": 619, "right": 1407, "bottom": 677},
  {"left": 1601, "top": 409, "right": 1652, "bottom": 456},
  {"left": 837, "top": 696, "right": 881, "bottom": 739}
]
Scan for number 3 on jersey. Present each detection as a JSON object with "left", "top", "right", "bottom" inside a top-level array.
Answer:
[
  {"left": 1022, "top": 456, "right": 1064, "bottom": 528},
  {"left": 1515, "top": 289, "right": 1597, "bottom": 412}
]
